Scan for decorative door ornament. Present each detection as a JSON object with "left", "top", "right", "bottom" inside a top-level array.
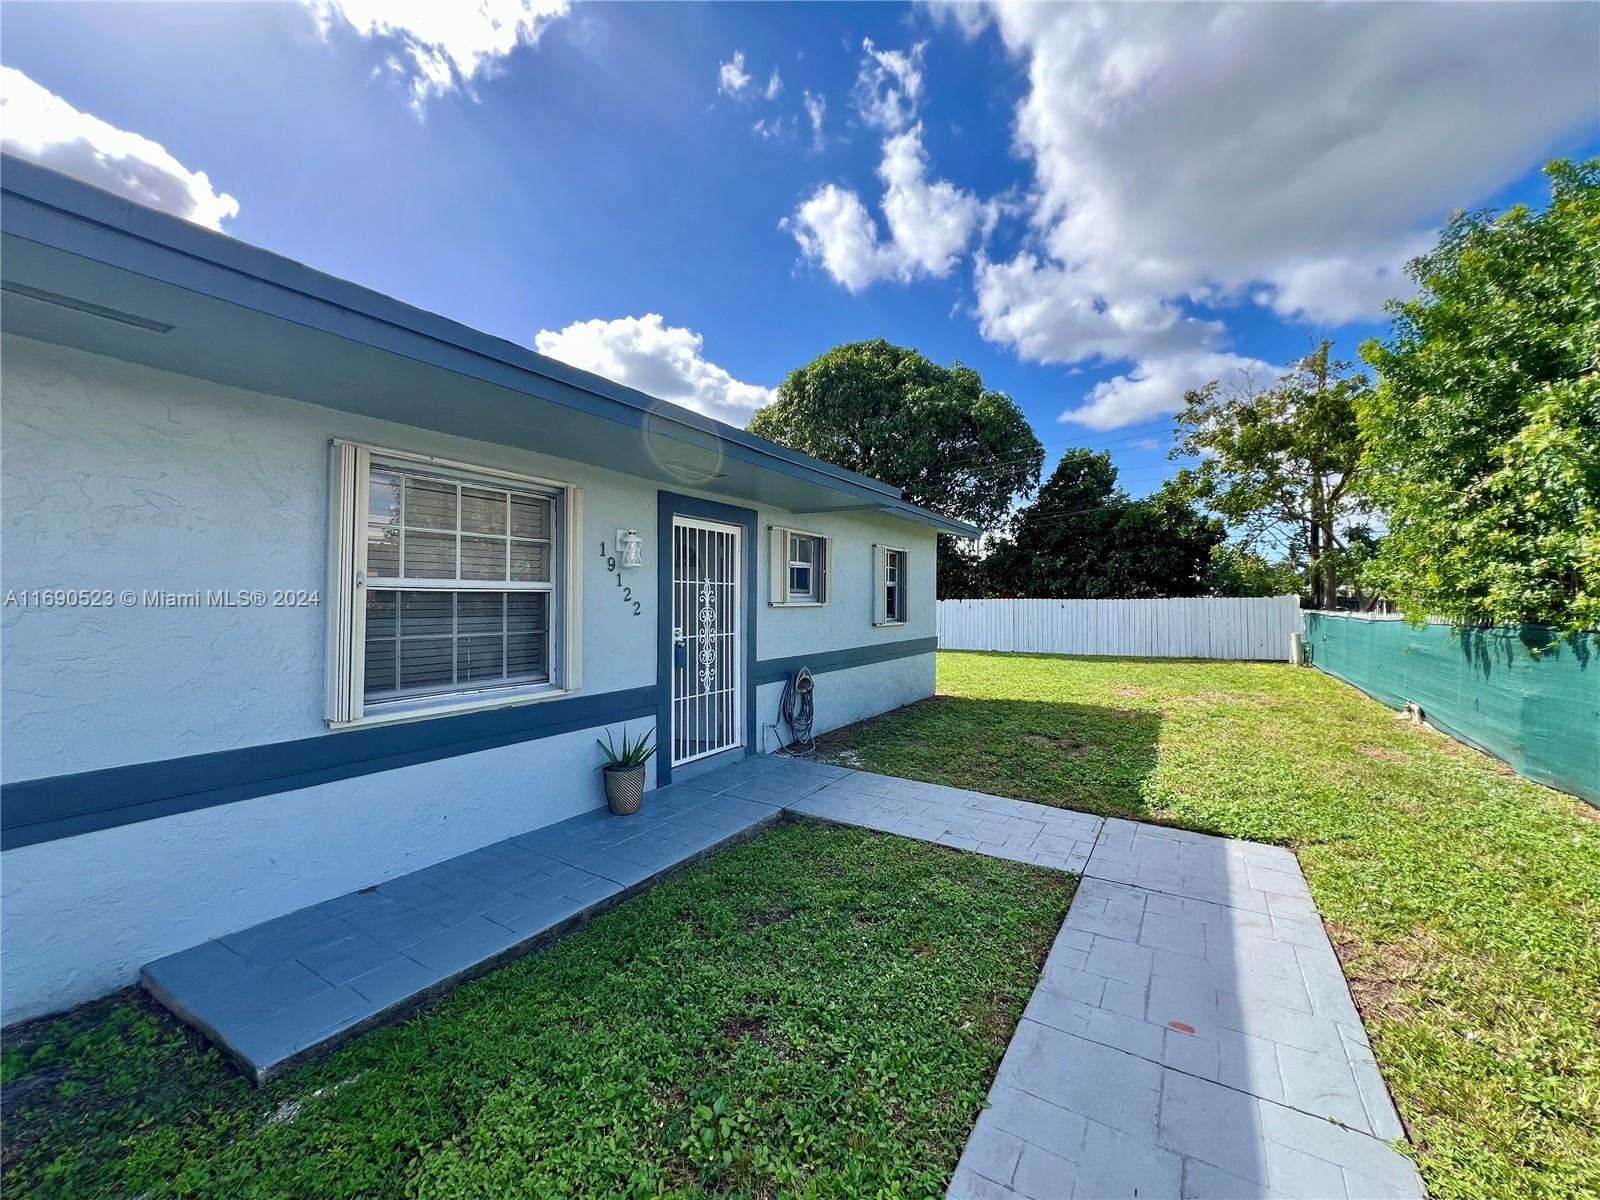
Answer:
[{"left": 697, "top": 584, "right": 718, "bottom": 686}]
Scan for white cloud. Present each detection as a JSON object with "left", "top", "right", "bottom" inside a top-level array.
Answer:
[
  {"left": 854, "top": 37, "right": 924, "bottom": 132},
  {"left": 1064, "top": 352, "right": 1274, "bottom": 432},
  {"left": 786, "top": 37, "right": 979, "bottom": 291},
  {"left": 803, "top": 90, "right": 826, "bottom": 150},
  {"left": 717, "top": 50, "right": 781, "bottom": 103},
  {"left": 1262, "top": 235, "right": 1435, "bottom": 325},
  {"left": 959, "top": 1, "right": 1599, "bottom": 427},
  {"left": 926, "top": 0, "right": 992, "bottom": 41},
  {"left": 717, "top": 50, "right": 752, "bottom": 98},
  {"left": 878, "top": 126, "right": 983, "bottom": 278},
  {"left": 783, "top": 185, "right": 895, "bottom": 292},
  {"left": 310, "top": 0, "right": 568, "bottom": 108},
  {"left": 785, "top": 124, "right": 982, "bottom": 291},
  {"left": 974, "top": 252, "right": 1220, "bottom": 366},
  {"left": 533, "top": 314, "right": 774, "bottom": 426},
  {"left": 0, "top": 67, "right": 239, "bottom": 229}
]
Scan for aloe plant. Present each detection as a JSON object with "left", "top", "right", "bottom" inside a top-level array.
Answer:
[{"left": 596, "top": 727, "right": 657, "bottom": 769}]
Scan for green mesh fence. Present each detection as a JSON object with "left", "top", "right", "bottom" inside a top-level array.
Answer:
[{"left": 1304, "top": 613, "right": 1599, "bottom": 806}]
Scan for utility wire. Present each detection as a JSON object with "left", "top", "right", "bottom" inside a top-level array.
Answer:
[{"left": 929, "top": 418, "right": 1187, "bottom": 476}]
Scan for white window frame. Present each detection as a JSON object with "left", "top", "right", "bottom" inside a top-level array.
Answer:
[
  {"left": 873, "top": 544, "right": 908, "bottom": 627},
  {"left": 768, "top": 525, "right": 831, "bottom": 607},
  {"left": 788, "top": 531, "right": 819, "bottom": 602},
  {"left": 325, "top": 441, "right": 584, "bottom": 728}
]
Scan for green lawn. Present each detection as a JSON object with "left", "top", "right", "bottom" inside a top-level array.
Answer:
[
  {"left": 0, "top": 823, "right": 1073, "bottom": 1199},
  {"left": 813, "top": 651, "right": 1600, "bottom": 1200}
]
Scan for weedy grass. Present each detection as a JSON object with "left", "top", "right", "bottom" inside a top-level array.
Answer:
[
  {"left": 812, "top": 651, "right": 1600, "bottom": 1200},
  {"left": 0, "top": 821, "right": 1073, "bottom": 1199}
]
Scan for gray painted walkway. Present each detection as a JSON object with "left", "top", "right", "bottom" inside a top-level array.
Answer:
[
  {"left": 145, "top": 755, "right": 1420, "bottom": 1200},
  {"left": 787, "top": 769, "right": 1103, "bottom": 872},
  {"left": 949, "top": 819, "right": 1423, "bottom": 1200},
  {"left": 143, "top": 756, "right": 847, "bottom": 1083}
]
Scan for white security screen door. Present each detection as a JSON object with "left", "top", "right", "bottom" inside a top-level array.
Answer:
[{"left": 671, "top": 517, "right": 744, "bottom": 765}]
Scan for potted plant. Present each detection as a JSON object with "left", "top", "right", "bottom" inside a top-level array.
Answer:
[{"left": 596, "top": 727, "right": 656, "bottom": 815}]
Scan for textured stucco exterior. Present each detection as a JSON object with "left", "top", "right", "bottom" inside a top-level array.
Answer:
[
  {"left": 755, "top": 653, "right": 936, "bottom": 753},
  {"left": 1, "top": 335, "right": 941, "bottom": 1021},
  {"left": 750, "top": 512, "right": 937, "bottom": 662},
  {"left": 0, "top": 724, "right": 654, "bottom": 1022},
  {"left": 1, "top": 334, "right": 662, "bottom": 781}
]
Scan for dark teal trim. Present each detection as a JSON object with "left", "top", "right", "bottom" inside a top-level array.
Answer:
[
  {"left": 753, "top": 637, "right": 938, "bottom": 685},
  {"left": 1, "top": 685, "right": 659, "bottom": 851},
  {"left": 656, "top": 492, "right": 760, "bottom": 787}
]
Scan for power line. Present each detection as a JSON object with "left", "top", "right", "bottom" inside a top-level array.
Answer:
[
  {"left": 921, "top": 421, "right": 1189, "bottom": 479},
  {"left": 969, "top": 483, "right": 1222, "bottom": 539},
  {"left": 940, "top": 415, "right": 1184, "bottom": 465}
]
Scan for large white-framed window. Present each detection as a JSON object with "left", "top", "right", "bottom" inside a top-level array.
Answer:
[
  {"left": 873, "top": 544, "right": 908, "bottom": 626},
  {"left": 326, "top": 442, "right": 584, "bottom": 726},
  {"left": 768, "top": 525, "right": 831, "bottom": 606}
]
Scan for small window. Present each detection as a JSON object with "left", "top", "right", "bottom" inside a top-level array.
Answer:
[
  {"left": 884, "top": 549, "right": 906, "bottom": 623},
  {"left": 788, "top": 532, "right": 820, "bottom": 602},
  {"left": 769, "top": 526, "right": 829, "bottom": 606},
  {"left": 874, "top": 544, "right": 908, "bottom": 626}
]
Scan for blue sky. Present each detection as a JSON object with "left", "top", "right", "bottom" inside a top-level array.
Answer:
[{"left": 3, "top": 1, "right": 1596, "bottom": 509}]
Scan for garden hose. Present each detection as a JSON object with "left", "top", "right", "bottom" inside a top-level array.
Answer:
[{"left": 776, "top": 667, "right": 816, "bottom": 756}]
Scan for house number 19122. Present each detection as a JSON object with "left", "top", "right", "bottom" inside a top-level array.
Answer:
[{"left": 599, "top": 541, "right": 642, "bottom": 616}]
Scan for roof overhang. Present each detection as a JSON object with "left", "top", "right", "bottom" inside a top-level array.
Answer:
[{"left": 0, "top": 156, "right": 979, "bottom": 539}]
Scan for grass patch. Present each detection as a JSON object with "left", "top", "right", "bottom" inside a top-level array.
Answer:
[
  {"left": 0, "top": 821, "right": 1073, "bottom": 1199},
  {"left": 812, "top": 651, "right": 1600, "bottom": 1200}
]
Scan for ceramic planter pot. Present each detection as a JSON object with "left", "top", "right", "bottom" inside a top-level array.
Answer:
[{"left": 602, "top": 763, "right": 646, "bottom": 815}]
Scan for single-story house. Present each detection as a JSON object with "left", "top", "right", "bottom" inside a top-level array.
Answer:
[{"left": 0, "top": 155, "right": 976, "bottom": 1025}]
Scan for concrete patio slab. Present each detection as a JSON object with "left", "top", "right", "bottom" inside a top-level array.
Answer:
[
  {"left": 143, "top": 756, "right": 851, "bottom": 1083},
  {"left": 950, "top": 818, "right": 1422, "bottom": 1200}
]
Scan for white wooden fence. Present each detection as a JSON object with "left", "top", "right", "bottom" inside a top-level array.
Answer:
[{"left": 937, "top": 596, "right": 1305, "bottom": 661}]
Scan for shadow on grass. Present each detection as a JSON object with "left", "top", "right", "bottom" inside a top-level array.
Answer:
[{"left": 812, "top": 695, "right": 1161, "bottom": 821}]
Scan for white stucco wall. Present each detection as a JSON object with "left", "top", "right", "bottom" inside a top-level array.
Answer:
[
  {"left": 746, "top": 505, "right": 937, "bottom": 748},
  {"left": 0, "top": 722, "right": 654, "bottom": 1021},
  {"left": 749, "top": 510, "right": 938, "bottom": 663},
  {"left": 0, "top": 334, "right": 664, "bottom": 781},
  {"left": 0, "top": 334, "right": 942, "bottom": 1022},
  {"left": 755, "top": 652, "right": 936, "bottom": 753}
]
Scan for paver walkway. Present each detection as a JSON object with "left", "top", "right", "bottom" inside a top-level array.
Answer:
[
  {"left": 786, "top": 768, "right": 1103, "bottom": 872},
  {"left": 146, "top": 754, "right": 1421, "bottom": 1199},
  {"left": 949, "top": 819, "right": 1424, "bottom": 1200}
]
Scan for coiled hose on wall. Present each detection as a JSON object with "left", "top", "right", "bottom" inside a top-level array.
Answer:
[{"left": 776, "top": 667, "right": 815, "bottom": 755}]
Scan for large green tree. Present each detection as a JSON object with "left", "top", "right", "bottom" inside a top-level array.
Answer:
[
  {"left": 748, "top": 339, "right": 1043, "bottom": 529},
  {"left": 1206, "top": 544, "right": 1308, "bottom": 599},
  {"left": 1169, "top": 342, "right": 1370, "bottom": 609},
  {"left": 1358, "top": 159, "right": 1599, "bottom": 633},
  {"left": 983, "top": 451, "right": 1224, "bottom": 598}
]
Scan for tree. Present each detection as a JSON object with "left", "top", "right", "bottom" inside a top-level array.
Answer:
[
  {"left": 1169, "top": 342, "right": 1370, "bottom": 609},
  {"left": 1358, "top": 159, "right": 1599, "bottom": 633},
  {"left": 986, "top": 449, "right": 1120, "bottom": 597},
  {"left": 1206, "top": 544, "right": 1307, "bottom": 599},
  {"left": 749, "top": 338, "right": 1043, "bottom": 524},
  {"left": 983, "top": 451, "right": 1224, "bottom": 598},
  {"left": 749, "top": 340, "right": 1043, "bottom": 597}
]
